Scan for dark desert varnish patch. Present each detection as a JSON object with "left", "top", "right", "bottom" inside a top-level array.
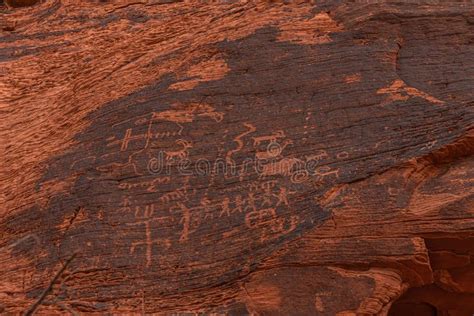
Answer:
[{"left": 4, "top": 0, "right": 39, "bottom": 8}]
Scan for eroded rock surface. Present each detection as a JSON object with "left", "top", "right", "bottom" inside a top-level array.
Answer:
[{"left": 1, "top": 1, "right": 473, "bottom": 314}]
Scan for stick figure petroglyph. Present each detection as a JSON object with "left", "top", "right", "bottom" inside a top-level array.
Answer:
[
  {"left": 274, "top": 187, "right": 291, "bottom": 207},
  {"left": 260, "top": 158, "right": 305, "bottom": 179}
]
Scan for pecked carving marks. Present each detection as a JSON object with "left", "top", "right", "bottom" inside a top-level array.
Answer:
[
  {"left": 226, "top": 123, "right": 256, "bottom": 165},
  {"left": 5, "top": 24, "right": 472, "bottom": 304}
]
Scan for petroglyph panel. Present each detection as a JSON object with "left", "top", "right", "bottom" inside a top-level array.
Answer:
[{"left": 5, "top": 21, "right": 472, "bottom": 301}]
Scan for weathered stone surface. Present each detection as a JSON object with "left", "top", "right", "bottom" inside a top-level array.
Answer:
[{"left": 0, "top": 1, "right": 473, "bottom": 314}]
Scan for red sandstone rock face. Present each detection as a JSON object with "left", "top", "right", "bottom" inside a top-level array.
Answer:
[{"left": 0, "top": 1, "right": 473, "bottom": 315}]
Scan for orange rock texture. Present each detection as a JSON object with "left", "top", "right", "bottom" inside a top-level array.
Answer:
[{"left": 1, "top": 1, "right": 473, "bottom": 315}]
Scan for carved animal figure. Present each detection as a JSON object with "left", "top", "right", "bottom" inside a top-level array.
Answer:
[
  {"left": 306, "top": 150, "right": 329, "bottom": 162},
  {"left": 164, "top": 139, "right": 192, "bottom": 161},
  {"left": 256, "top": 139, "right": 293, "bottom": 160},
  {"left": 252, "top": 130, "right": 286, "bottom": 147}
]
